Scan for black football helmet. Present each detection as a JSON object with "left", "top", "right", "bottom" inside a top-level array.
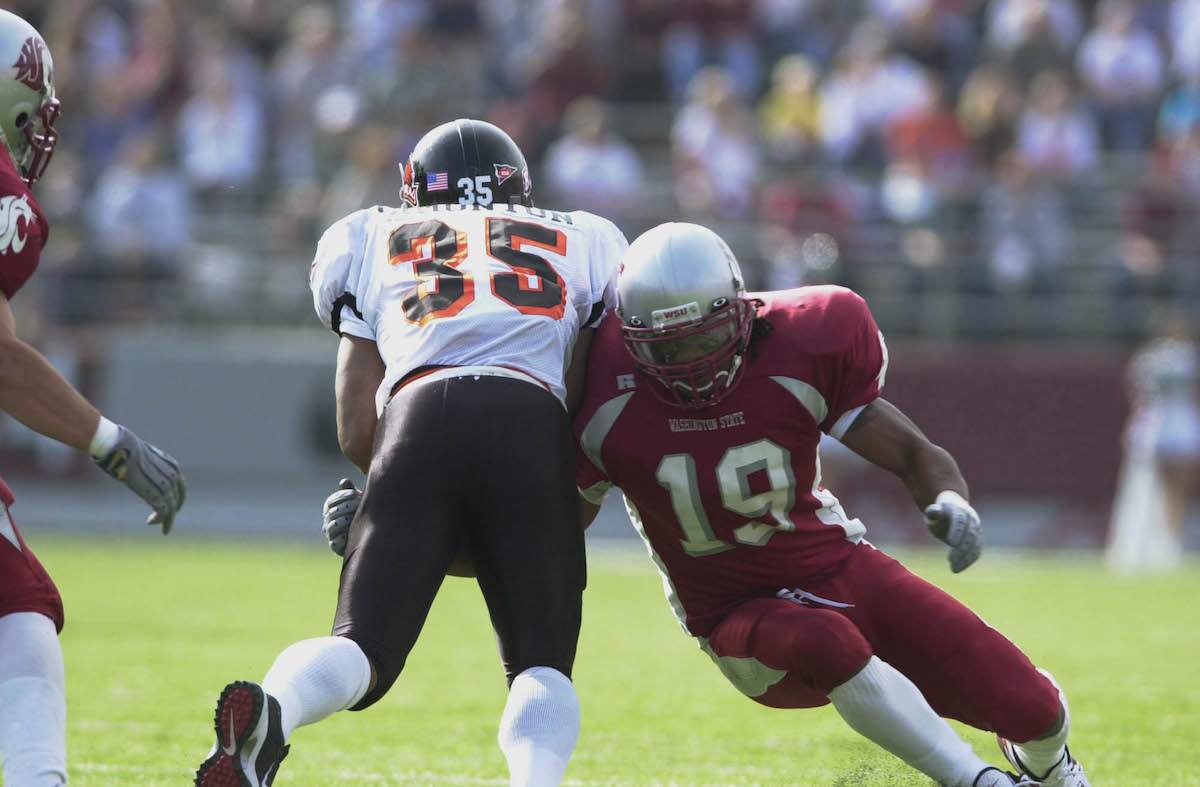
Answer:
[{"left": 401, "top": 119, "right": 533, "bottom": 208}]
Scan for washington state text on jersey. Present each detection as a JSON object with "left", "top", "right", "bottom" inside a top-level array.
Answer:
[{"left": 667, "top": 412, "right": 747, "bottom": 432}]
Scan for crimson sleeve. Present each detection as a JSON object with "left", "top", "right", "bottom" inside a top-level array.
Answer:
[
  {"left": 572, "top": 342, "right": 619, "bottom": 504},
  {"left": 573, "top": 392, "right": 614, "bottom": 504},
  {"left": 820, "top": 291, "right": 888, "bottom": 435},
  {"left": 575, "top": 442, "right": 613, "bottom": 505}
]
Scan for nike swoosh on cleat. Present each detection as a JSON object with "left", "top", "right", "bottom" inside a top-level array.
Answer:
[{"left": 222, "top": 712, "right": 237, "bottom": 756}]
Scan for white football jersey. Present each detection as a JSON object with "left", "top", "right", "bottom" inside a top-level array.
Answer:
[{"left": 311, "top": 202, "right": 626, "bottom": 414}]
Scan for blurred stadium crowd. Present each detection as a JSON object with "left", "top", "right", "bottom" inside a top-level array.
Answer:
[{"left": 7, "top": 0, "right": 1200, "bottom": 341}]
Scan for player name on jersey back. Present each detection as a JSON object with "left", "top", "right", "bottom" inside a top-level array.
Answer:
[
  {"left": 392, "top": 201, "right": 577, "bottom": 223},
  {"left": 311, "top": 202, "right": 627, "bottom": 414}
]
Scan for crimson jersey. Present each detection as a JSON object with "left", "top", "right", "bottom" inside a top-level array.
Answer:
[
  {"left": 0, "top": 148, "right": 49, "bottom": 299},
  {"left": 574, "top": 286, "right": 888, "bottom": 637},
  {"left": 0, "top": 152, "right": 60, "bottom": 630}
]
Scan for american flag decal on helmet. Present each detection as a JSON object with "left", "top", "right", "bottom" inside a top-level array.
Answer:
[
  {"left": 13, "top": 37, "right": 46, "bottom": 92},
  {"left": 426, "top": 172, "right": 449, "bottom": 191},
  {"left": 494, "top": 163, "right": 518, "bottom": 185}
]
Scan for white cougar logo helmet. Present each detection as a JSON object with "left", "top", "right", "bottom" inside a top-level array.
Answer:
[
  {"left": 0, "top": 10, "right": 61, "bottom": 185},
  {"left": 0, "top": 193, "right": 33, "bottom": 254}
]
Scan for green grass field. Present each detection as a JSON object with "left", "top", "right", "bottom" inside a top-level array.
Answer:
[{"left": 31, "top": 536, "right": 1200, "bottom": 786}]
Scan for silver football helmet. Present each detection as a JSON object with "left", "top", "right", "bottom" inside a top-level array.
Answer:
[
  {"left": 617, "top": 223, "right": 756, "bottom": 409},
  {"left": 0, "top": 10, "right": 59, "bottom": 185}
]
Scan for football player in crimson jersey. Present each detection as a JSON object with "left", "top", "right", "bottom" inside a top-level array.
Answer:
[
  {"left": 569, "top": 222, "right": 1090, "bottom": 787},
  {"left": 0, "top": 9, "right": 186, "bottom": 787}
]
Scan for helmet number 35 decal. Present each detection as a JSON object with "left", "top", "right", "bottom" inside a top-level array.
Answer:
[
  {"left": 389, "top": 218, "right": 567, "bottom": 324},
  {"left": 458, "top": 175, "right": 493, "bottom": 207}
]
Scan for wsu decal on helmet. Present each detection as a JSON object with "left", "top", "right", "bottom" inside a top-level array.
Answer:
[
  {"left": 13, "top": 36, "right": 47, "bottom": 92},
  {"left": 0, "top": 194, "right": 34, "bottom": 254}
]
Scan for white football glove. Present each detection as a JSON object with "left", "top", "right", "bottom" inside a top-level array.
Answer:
[
  {"left": 322, "top": 478, "right": 362, "bottom": 557},
  {"left": 92, "top": 425, "right": 186, "bottom": 534},
  {"left": 924, "top": 491, "right": 982, "bottom": 573}
]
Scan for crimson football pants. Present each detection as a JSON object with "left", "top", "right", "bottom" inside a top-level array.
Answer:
[
  {"left": 332, "top": 373, "right": 585, "bottom": 710},
  {"left": 0, "top": 479, "right": 64, "bottom": 632},
  {"left": 704, "top": 543, "right": 1060, "bottom": 743}
]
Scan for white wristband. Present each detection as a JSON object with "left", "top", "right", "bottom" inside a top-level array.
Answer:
[
  {"left": 88, "top": 416, "right": 121, "bottom": 459},
  {"left": 934, "top": 490, "right": 972, "bottom": 510}
]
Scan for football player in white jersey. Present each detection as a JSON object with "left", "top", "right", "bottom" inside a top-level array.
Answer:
[{"left": 194, "top": 120, "right": 626, "bottom": 787}]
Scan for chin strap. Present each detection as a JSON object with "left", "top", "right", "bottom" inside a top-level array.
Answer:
[{"left": 721, "top": 354, "right": 744, "bottom": 387}]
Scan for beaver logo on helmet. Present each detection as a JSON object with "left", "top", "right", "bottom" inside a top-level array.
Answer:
[
  {"left": 494, "top": 163, "right": 518, "bottom": 186},
  {"left": 12, "top": 37, "right": 45, "bottom": 92},
  {"left": 400, "top": 161, "right": 414, "bottom": 199}
]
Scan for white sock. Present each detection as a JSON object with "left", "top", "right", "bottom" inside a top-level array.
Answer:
[
  {"left": 0, "top": 612, "right": 67, "bottom": 787},
  {"left": 260, "top": 636, "right": 372, "bottom": 741},
  {"left": 497, "top": 667, "right": 580, "bottom": 787},
  {"left": 1011, "top": 669, "right": 1070, "bottom": 779},
  {"left": 829, "top": 656, "right": 988, "bottom": 787}
]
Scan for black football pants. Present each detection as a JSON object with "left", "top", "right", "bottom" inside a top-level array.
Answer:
[{"left": 331, "top": 372, "right": 585, "bottom": 709}]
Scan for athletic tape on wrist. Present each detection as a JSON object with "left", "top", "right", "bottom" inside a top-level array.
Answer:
[{"left": 88, "top": 417, "right": 121, "bottom": 459}]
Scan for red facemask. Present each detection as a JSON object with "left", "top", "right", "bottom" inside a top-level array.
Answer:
[
  {"left": 20, "top": 96, "right": 59, "bottom": 186},
  {"left": 621, "top": 298, "right": 756, "bottom": 410}
]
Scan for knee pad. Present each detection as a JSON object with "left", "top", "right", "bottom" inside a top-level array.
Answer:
[{"left": 773, "top": 609, "right": 872, "bottom": 695}]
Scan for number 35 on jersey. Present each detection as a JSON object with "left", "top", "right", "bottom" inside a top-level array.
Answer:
[
  {"left": 390, "top": 216, "right": 569, "bottom": 325},
  {"left": 310, "top": 202, "right": 627, "bottom": 412}
]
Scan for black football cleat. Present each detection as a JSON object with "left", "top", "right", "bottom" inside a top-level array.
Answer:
[{"left": 195, "top": 681, "right": 290, "bottom": 787}]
